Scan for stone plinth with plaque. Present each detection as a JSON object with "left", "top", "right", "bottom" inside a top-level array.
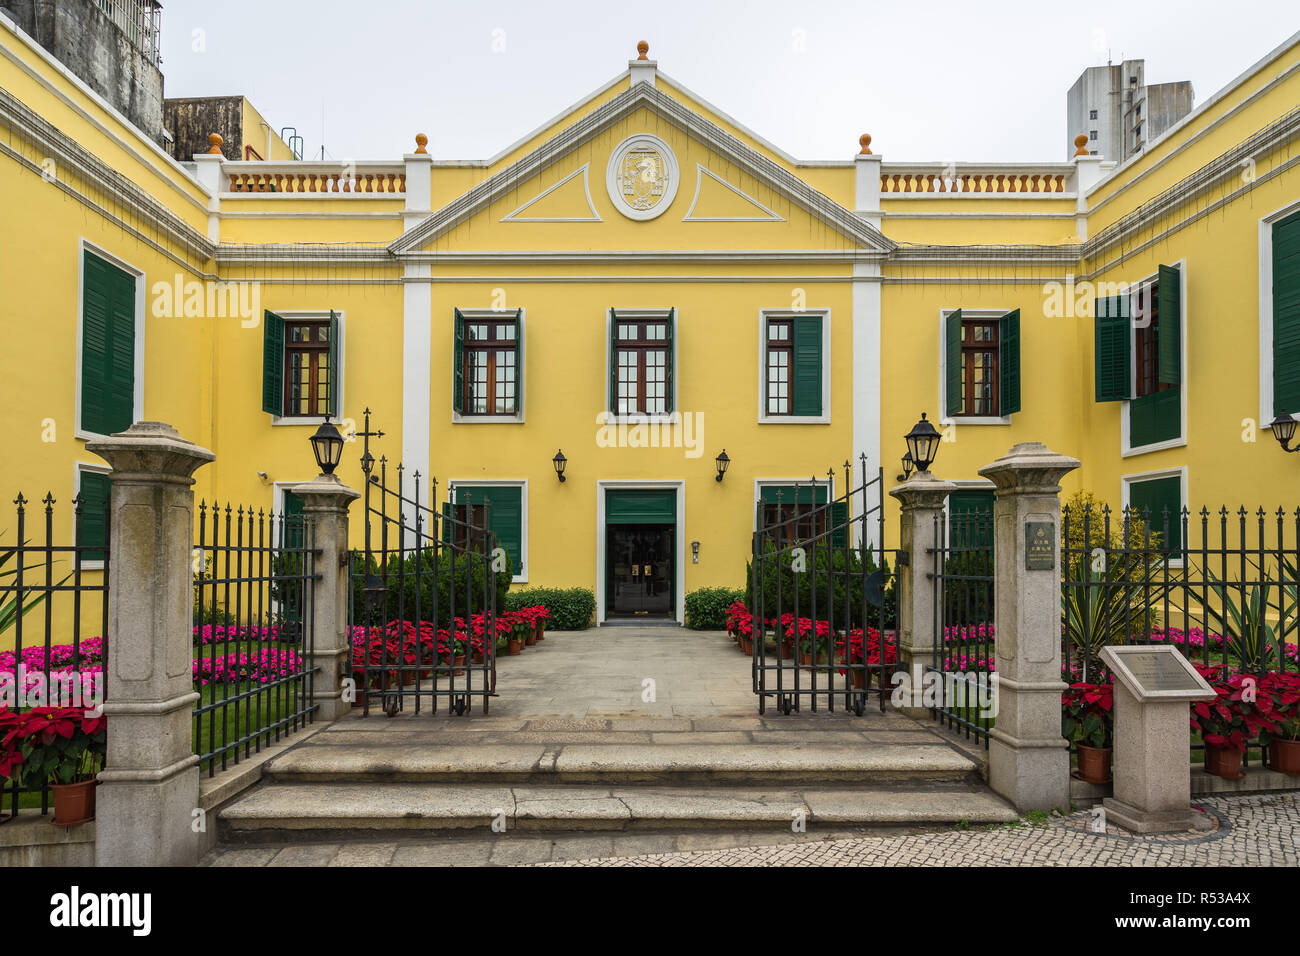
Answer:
[{"left": 1099, "top": 645, "right": 1216, "bottom": 834}]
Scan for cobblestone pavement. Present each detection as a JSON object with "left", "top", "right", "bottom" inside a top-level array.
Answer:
[
  {"left": 535, "top": 794, "right": 1299, "bottom": 867},
  {"left": 202, "top": 794, "right": 1297, "bottom": 867}
]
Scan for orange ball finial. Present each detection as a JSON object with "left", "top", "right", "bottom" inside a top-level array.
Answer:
[
  {"left": 636, "top": 40, "right": 649, "bottom": 60},
  {"left": 1074, "top": 133, "right": 1089, "bottom": 157},
  {"left": 858, "top": 133, "right": 872, "bottom": 155},
  {"left": 207, "top": 133, "right": 223, "bottom": 155},
  {"left": 414, "top": 133, "right": 429, "bottom": 155}
]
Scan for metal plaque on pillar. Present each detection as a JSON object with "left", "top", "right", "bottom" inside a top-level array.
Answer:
[{"left": 1024, "top": 521, "right": 1054, "bottom": 570}]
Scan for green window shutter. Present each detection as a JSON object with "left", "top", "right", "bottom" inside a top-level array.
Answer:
[
  {"left": 261, "top": 310, "right": 285, "bottom": 415},
  {"left": 1128, "top": 476, "right": 1182, "bottom": 551},
  {"left": 830, "top": 501, "right": 847, "bottom": 549},
  {"left": 1272, "top": 211, "right": 1300, "bottom": 417},
  {"left": 608, "top": 309, "right": 618, "bottom": 413},
  {"left": 282, "top": 490, "right": 305, "bottom": 550},
  {"left": 440, "top": 501, "right": 452, "bottom": 544},
  {"left": 513, "top": 308, "right": 524, "bottom": 415},
  {"left": 759, "top": 485, "right": 828, "bottom": 506},
  {"left": 998, "top": 309, "right": 1021, "bottom": 415},
  {"left": 664, "top": 308, "right": 675, "bottom": 413},
  {"left": 1157, "top": 265, "right": 1181, "bottom": 386},
  {"left": 1094, "top": 297, "right": 1131, "bottom": 402},
  {"left": 606, "top": 489, "right": 678, "bottom": 523},
  {"left": 791, "top": 315, "right": 823, "bottom": 417},
  {"left": 944, "top": 309, "right": 963, "bottom": 418},
  {"left": 76, "top": 471, "right": 110, "bottom": 563},
  {"left": 948, "top": 490, "right": 995, "bottom": 550},
  {"left": 327, "top": 310, "right": 340, "bottom": 416},
  {"left": 452, "top": 309, "right": 465, "bottom": 415},
  {"left": 1130, "top": 390, "right": 1180, "bottom": 446},
  {"left": 81, "top": 252, "right": 135, "bottom": 435},
  {"left": 458, "top": 486, "right": 523, "bottom": 576}
]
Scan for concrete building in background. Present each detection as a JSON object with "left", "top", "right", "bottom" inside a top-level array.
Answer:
[{"left": 1067, "top": 59, "right": 1194, "bottom": 161}]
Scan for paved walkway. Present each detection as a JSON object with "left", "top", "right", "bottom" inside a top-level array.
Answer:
[{"left": 202, "top": 794, "right": 1298, "bottom": 867}]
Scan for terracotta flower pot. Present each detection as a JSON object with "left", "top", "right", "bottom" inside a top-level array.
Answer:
[
  {"left": 1075, "top": 744, "right": 1113, "bottom": 784},
  {"left": 535, "top": 624, "right": 545, "bottom": 642},
  {"left": 507, "top": 640, "right": 523, "bottom": 656},
  {"left": 525, "top": 631, "right": 537, "bottom": 647},
  {"left": 402, "top": 669, "right": 418, "bottom": 686},
  {"left": 1204, "top": 743, "right": 1245, "bottom": 779},
  {"left": 740, "top": 637, "right": 753, "bottom": 654},
  {"left": 51, "top": 780, "right": 97, "bottom": 826},
  {"left": 1268, "top": 738, "right": 1300, "bottom": 776},
  {"left": 452, "top": 654, "right": 467, "bottom": 676},
  {"left": 800, "top": 652, "right": 814, "bottom": 666},
  {"left": 850, "top": 669, "right": 865, "bottom": 690}
]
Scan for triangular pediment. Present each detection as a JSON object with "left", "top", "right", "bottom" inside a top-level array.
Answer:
[{"left": 391, "top": 82, "right": 893, "bottom": 256}]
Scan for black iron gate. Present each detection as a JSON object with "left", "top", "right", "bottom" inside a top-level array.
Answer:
[
  {"left": 349, "top": 410, "right": 497, "bottom": 716},
  {"left": 750, "top": 457, "right": 898, "bottom": 715}
]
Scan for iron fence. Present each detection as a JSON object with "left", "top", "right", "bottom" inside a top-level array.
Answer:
[
  {"left": 927, "top": 507, "right": 995, "bottom": 745},
  {"left": 1062, "top": 502, "right": 1300, "bottom": 768},
  {"left": 193, "top": 501, "right": 318, "bottom": 775},
  {"left": 1, "top": 491, "right": 109, "bottom": 821},
  {"left": 350, "top": 410, "right": 497, "bottom": 717},
  {"left": 750, "top": 457, "right": 898, "bottom": 715}
]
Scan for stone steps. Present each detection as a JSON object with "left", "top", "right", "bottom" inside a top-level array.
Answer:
[
  {"left": 259, "top": 741, "right": 981, "bottom": 786},
  {"left": 219, "top": 781, "right": 1017, "bottom": 841}
]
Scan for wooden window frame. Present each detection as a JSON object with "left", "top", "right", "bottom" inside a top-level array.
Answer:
[
  {"left": 959, "top": 316, "right": 1000, "bottom": 417},
  {"left": 613, "top": 317, "right": 670, "bottom": 416},
  {"left": 283, "top": 318, "right": 332, "bottom": 418},
  {"left": 461, "top": 318, "right": 519, "bottom": 416},
  {"left": 764, "top": 319, "right": 795, "bottom": 416}
]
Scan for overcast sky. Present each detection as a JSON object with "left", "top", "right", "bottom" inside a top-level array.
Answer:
[{"left": 158, "top": 1, "right": 1299, "bottom": 164}]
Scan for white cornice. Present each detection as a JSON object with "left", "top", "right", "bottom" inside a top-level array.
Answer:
[
  {"left": 389, "top": 83, "right": 894, "bottom": 256},
  {"left": 402, "top": 248, "right": 878, "bottom": 265}
]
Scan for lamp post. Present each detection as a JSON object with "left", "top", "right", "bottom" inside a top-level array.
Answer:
[
  {"left": 309, "top": 417, "right": 345, "bottom": 476},
  {"left": 553, "top": 449, "right": 567, "bottom": 482},
  {"left": 715, "top": 449, "right": 730, "bottom": 482},
  {"left": 897, "top": 451, "right": 915, "bottom": 483},
  {"left": 904, "top": 413, "right": 942, "bottom": 475}
]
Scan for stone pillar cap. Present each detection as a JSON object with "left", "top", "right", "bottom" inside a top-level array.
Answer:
[
  {"left": 291, "top": 472, "right": 361, "bottom": 502},
  {"left": 889, "top": 472, "right": 956, "bottom": 507},
  {"left": 86, "top": 421, "right": 214, "bottom": 479},
  {"left": 978, "top": 441, "right": 1080, "bottom": 492}
]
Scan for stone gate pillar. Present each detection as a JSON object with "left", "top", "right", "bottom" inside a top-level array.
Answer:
[
  {"left": 87, "top": 422, "right": 214, "bottom": 867},
  {"left": 978, "top": 442, "right": 1080, "bottom": 812},
  {"left": 889, "top": 473, "right": 955, "bottom": 679},
  {"left": 291, "top": 474, "right": 361, "bottom": 721}
]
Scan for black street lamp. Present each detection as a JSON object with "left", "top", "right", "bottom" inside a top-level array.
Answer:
[
  {"left": 904, "top": 413, "right": 942, "bottom": 474},
  {"left": 897, "top": 450, "right": 915, "bottom": 482},
  {"left": 715, "top": 449, "right": 730, "bottom": 482},
  {"left": 1270, "top": 412, "right": 1300, "bottom": 454},
  {"left": 553, "top": 449, "right": 568, "bottom": 482},
  {"left": 309, "top": 417, "right": 345, "bottom": 476}
]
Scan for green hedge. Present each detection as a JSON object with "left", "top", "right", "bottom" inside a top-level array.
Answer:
[
  {"left": 684, "top": 587, "right": 745, "bottom": 630},
  {"left": 745, "top": 544, "right": 897, "bottom": 630},
  {"left": 350, "top": 550, "right": 512, "bottom": 626},
  {"left": 503, "top": 587, "right": 596, "bottom": 630}
]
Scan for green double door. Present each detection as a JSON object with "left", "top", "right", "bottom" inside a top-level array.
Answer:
[{"left": 605, "top": 490, "right": 676, "bottom": 619}]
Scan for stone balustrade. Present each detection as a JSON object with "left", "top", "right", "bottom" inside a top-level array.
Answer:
[
  {"left": 222, "top": 162, "right": 407, "bottom": 194},
  {"left": 880, "top": 165, "right": 1075, "bottom": 194}
]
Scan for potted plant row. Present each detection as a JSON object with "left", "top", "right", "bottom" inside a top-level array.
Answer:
[{"left": 0, "top": 706, "right": 106, "bottom": 826}]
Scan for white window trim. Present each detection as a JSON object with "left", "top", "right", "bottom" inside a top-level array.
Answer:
[
  {"left": 451, "top": 307, "right": 526, "bottom": 424},
  {"left": 75, "top": 240, "right": 146, "bottom": 442},
  {"left": 937, "top": 309, "right": 1013, "bottom": 427},
  {"left": 757, "top": 308, "right": 832, "bottom": 424},
  {"left": 1121, "top": 260, "right": 1188, "bottom": 457},
  {"left": 72, "top": 461, "right": 112, "bottom": 571},
  {"left": 269, "top": 310, "right": 347, "bottom": 426},
  {"left": 595, "top": 479, "right": 685, "bottom": 625},
  {"left": 1121, "top": 466, "right": 1189, "bottom": 569},
  {"left": 446, "top": 479, "right": 529, "bottom": 584},
  {"left": 1259, "top": 199, "right": 1300, "bottom": 425},
  {"left": 751, "top": 476, "right": 839, "bottom": 533},
  {"left": 605, "top": 308, "right": 679, "bottom": 425}
]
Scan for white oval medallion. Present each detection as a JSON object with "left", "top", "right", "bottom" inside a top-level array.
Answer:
[{"left": 606, "top": 134, "right": 679, "bottom": 221}]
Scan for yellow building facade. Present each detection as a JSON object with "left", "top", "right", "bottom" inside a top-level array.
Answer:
[{"left": 4, "top": 17, "right": 1300, "bottom": 627}]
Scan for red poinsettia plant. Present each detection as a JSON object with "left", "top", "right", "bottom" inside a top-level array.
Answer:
[
  {"left": 1, "top": 706, "right": 106, "bottom": 785},
  {"left": 1256, "top": 671, "right": 1300, "bottom": 744},
  {"left": 1061, "top": 682, "right": 1114, "bottom": 748},
  {"left": 1190, "top": 664, "right": 1279, "bottom": 753}
]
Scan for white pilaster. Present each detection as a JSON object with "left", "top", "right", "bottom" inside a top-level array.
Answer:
[
  {"left": 404, "top": 150, "right": 433, "bottom": 233},
  {"left": 854, "top": 152, "right": 882, "bottom": 232},
  {"left": 402, "top": 261, "right": 432, "bottom": 495},
  {"left": 1072, "top": 155, "right": 1104, "bottom": 240},
  {"left": 629, "top": 57, "right": 657, "bottom": 87},
  {"left": 191, "top": 153, "right": 223, "bottom": 243},
  {"left": 853, "top": 260, "right": 883, "bottom": 544}
]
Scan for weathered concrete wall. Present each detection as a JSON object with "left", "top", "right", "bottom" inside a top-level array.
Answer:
[
  {"left": 2, "top": 0, "right": 165, "bottom": 145},
  {"left": 164, "top": 95, "right": 243, "bottom": 160}
]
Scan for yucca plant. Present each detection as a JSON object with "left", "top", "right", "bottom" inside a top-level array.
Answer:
[
  {"left": 1189, "top": 564, "right": 1297, "bottom": 673},
  {"left": 0, "top": 534, "right": 70, "bottom": 637},
  {"left": 1063, "top": 559, "right": 1164, "bottom": 670}
]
